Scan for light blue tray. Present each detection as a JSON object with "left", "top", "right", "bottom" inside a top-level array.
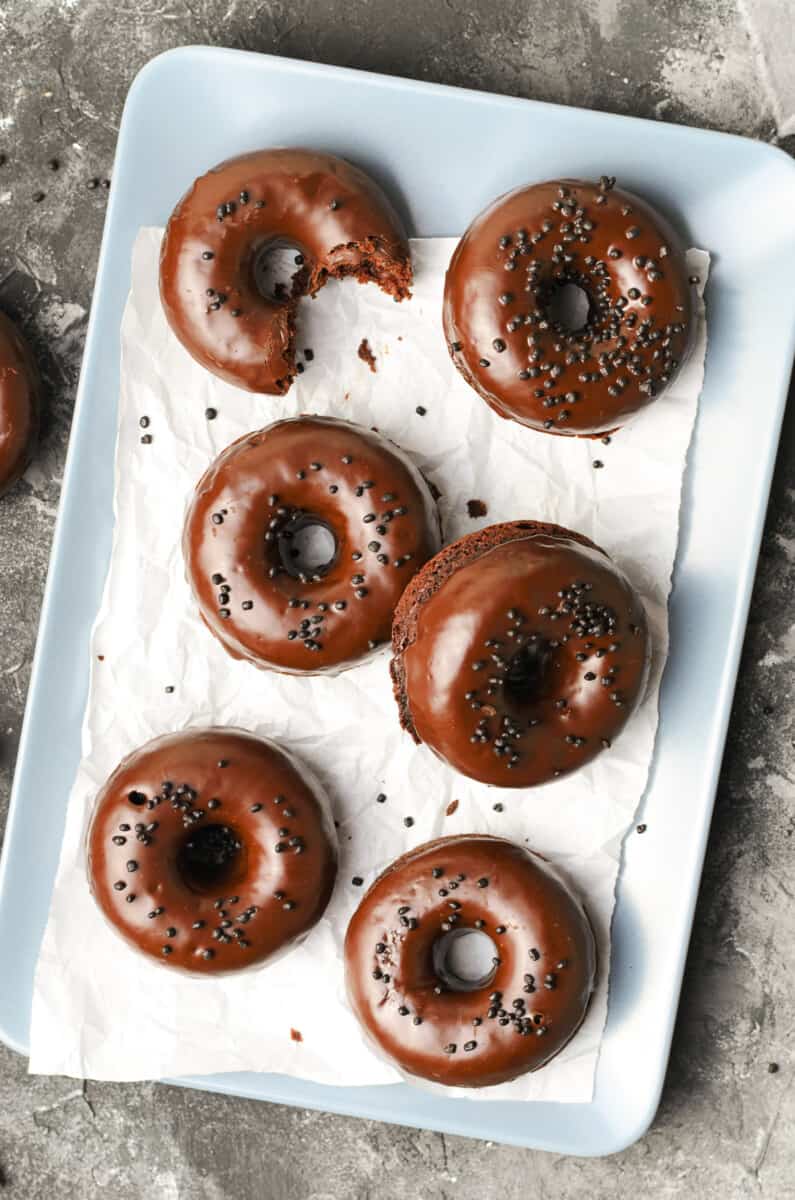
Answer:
[{"left": 1, "top": 47, "right": 794, "bottom": 1156}]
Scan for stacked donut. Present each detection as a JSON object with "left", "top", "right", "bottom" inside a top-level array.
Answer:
[{"left": 81, "top": 148, "right": 695, "bottom": 1088}]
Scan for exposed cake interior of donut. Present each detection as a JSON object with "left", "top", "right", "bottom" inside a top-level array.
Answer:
[
  {"left": 313, "top": 234, "right": 413, "bottom": 300},
  {"left": 271, "top": 235, "right": 412, "bottom": 394}
]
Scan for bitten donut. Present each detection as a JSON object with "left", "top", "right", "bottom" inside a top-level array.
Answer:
[
  {"left": 0, "top": 311, "right": 39, "bottom": 497},
  {"left": 391, "top": 521, "right": 649, "bottom": 787},
  {"left": 184, "top": 416, "right": 441, "bottom": 674},
  {"left": 160, "top": 147, "right": 412, "bottom": 392},
  {"left": 345, "top": 835, "right": 596, "bottom": 1087},
  {"left": 87, "top": 728, "right": 337, "bottom": 975},
  {"left": 443, "top": 177, "right": 694, "bottom": 436}
]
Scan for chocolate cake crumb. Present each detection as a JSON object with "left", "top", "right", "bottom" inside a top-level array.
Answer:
[
  {"left": 446, "top": 799, "right": 459, "bottom": 816},
  {"left": 357, "top": 338, "right": 377, "bottom": 373},
  {"left": 290, "top": 1028, "right": 303, "bottom": 1043},
  {"left": 467, "top": 499, "right": 488, "bottom": 519}
]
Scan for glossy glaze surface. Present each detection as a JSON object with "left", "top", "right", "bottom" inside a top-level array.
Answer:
[
  {"left": 87, "top": 727, "right": 338, "bottom": 975},
  {"left": 160, "top": 147, "right": 411, "bottom": 392},
  {"left": 345, "top": 835, "right": 596, "bottom": 1087},
  {"left": 184, "top": 415, "right": 441, "bottom": 674},
  {"left": 443, "top": 178, "right": 694, "bottom": 435},
  {"left": 0, "top": 310, "right": 39, "bottom": 496},
  {"left": 392, "top": 521, "right": 649, "bottom": 787}
]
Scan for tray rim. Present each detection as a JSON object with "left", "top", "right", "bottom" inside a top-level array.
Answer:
[{"left": 1, "top": 44, "right": 794, "bottom": 1157}]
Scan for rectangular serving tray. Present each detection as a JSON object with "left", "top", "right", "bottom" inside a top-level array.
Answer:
[{"left": 1, "top": 46, "right": 794, "bottom": 1156}]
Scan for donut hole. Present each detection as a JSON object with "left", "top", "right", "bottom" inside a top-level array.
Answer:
[
  {"left": 503, "top": 639, "right": 552, "bottom": 708},
  {"left": 252, "top": 240, "right": 309, "bottom": 302},
  {"left": 278, "top": 515, "right": 338, "bottom": 580},
  {"left": 433, "top": 928, "right": 498, "bottom": 992},
  {"left": 176, "top": 823, "right": 244, "bottom": 894},
  {"left": 545, "top": 281, "right": 591, "bottom": 333}
]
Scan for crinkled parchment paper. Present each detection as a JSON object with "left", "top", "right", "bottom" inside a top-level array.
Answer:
[{"left": 29, "top": 231, "right": 708, "bottom": 1102}]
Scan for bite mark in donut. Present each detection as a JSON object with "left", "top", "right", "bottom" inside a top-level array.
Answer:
[
  {"left": 391, "top": 521, "right": 649, "bottom": 788},
  {"left": 443, "top": 177, "right": 694, "bottom": 436},
  {"left": 159, "top": 148, "right": 412, "bottom": 393}
]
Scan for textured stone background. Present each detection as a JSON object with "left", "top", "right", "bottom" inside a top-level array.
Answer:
[{"left": 0, "top": 2, "right": 793, "bottom": 1196}]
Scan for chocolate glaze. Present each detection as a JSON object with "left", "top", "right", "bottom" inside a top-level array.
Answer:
[
  {"left": 443, "top": 178, "right": 694, "bottom": 436},
  {"left": 87, "top": 728, "right": 337, "bottom": 975},
  {"left": 0, "top": 311, "right": 39, "bottom": 496},
  {"left": 160, "top": 148, "right": 412, "bottom": 392},
  {"left": 183, "top": 416, "right": 441, "bottom": 674},
  {"left": 391, "top": 521, "right": 649, "bottom": 788},
  {"left": 344, "top": 835, "right": 596, "bottom": 1087}
]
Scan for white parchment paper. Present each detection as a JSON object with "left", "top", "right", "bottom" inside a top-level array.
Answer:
[{"left": 29, "top": 230, "right": 708, "bottom": 1102}]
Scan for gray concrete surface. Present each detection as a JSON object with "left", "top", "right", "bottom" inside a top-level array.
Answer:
[{"left": 0, "top": 1, "right": 793, "bottom": 1196}]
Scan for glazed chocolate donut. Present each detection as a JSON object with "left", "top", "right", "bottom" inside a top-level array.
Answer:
[
  {"left": 160, "top": 148, "right": 412, "bottom": 392},
  {"left": 0, "top": 310, "right": 39, "bottom": 497},
  {"left": 443, "top": 177, "right": 694, "bottom": 436},
  {"left": 87, "top": 728, "right": 337, "bottom": 974},
  {"left": 183, "top": 416, "right": 441, "bottom": 674},
  {"left": 345, "top": 835, "right": 596, "bottom": 1087},
  {"left": 391, "top": 521, "right": 649, "bottom": 787}
]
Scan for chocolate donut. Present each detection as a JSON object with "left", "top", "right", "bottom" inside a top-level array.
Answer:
[
  {"left": 184, "top": 416, "right": 441, "bottom": 674},
  {"left": 443, "top": 177, "right": 694, "bottom": 436},
  {"left": 391, "top": 521, "right": 649, "bottom": 787},
  {"left": 160, "top": 148, "right": 412, "bottom": 392},
  {"left": 345, "top": 835, "right": 596, "bottom": 1087},
  {"left": 0, "top": 310, "right": 39, "bottom": 497},
  {"left": 87, "top": 728, "right": 337, "bottom": 974}
]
